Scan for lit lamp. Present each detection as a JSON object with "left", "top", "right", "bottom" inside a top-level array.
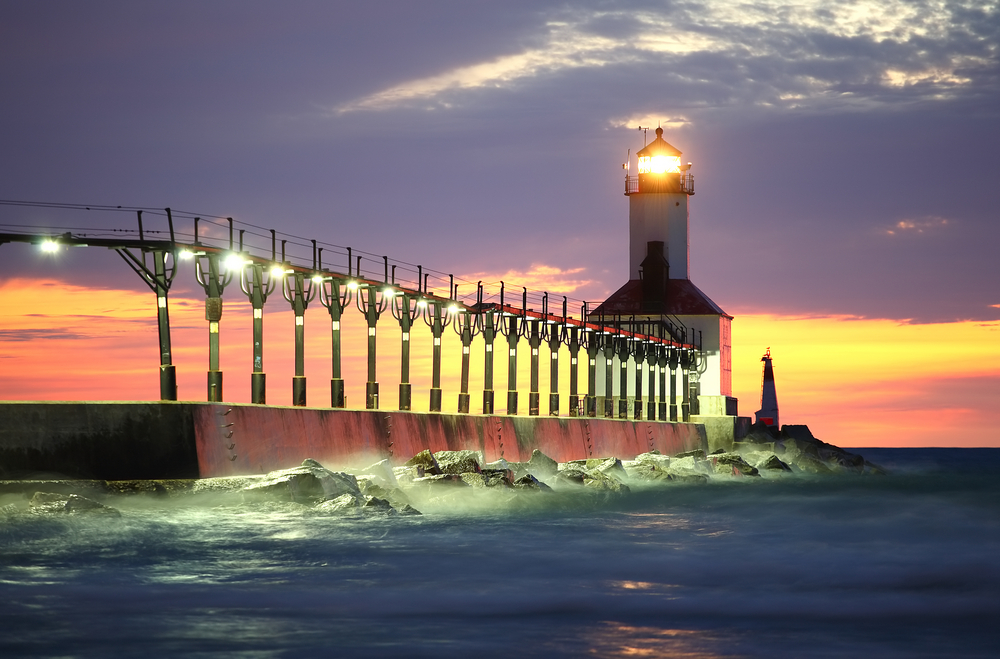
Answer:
[{"left": 634, "top": 127, "right": 683, "bottom": 193}]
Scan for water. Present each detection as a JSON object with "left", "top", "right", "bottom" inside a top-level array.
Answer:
[{"left": 2, "top": 448, "right": 999, "bottom": 657}]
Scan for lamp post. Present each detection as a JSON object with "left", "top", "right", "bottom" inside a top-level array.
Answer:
[
  {"left": 497, "top": 284, "right": 527, "bottom": 415},
  {"left": 633, "top": 334, "right": 645, "bottom": 420},
  {"left": 318, "top": 273, "right": 352, "bottom": 409},
  {"left": 113, "top": 210, "right": 178, "bottom": 401},
  {"left": 585, "top": 329, "right": 599, "bottom": 418},
  {"left": 647, "top": 339, "right": 658, "bottom": 421},
  {"left": 617, "top": 332, "right": 631, "bottom": 420},
  {"left": 602, "top": 326, "right": 616, "bottom": 419},
  {"left": 281, "top": 268, "right": 317, "bottom": 407},
  {"left": 528, "top": 317, "right": 540, "bottom": 416},
  {"left": 239, "top": 257, "right": 278, "bottom": 405},
  {"left": 658, "top": 340, "right": 668, "bottom": 421},
  {"left": 195, "top": 252, "right": 233, "bottom": 402},
  {"left": 421, "top": 296, "right": 452, "bottom": 413},
  {"left": 391, "top": 291, "right": 418, "bottom": 411},
  {"left": 680, "top": 347, "right": 691, "bottom": 422},
  {"left": 451, "top": 296, "right": 477, "bottom": 414},
  {"left": 479, "top": 282, "right": 497, "bottom": 415},
  {"left": 669, "top": 345, "right": 679, "bottom": 422}
]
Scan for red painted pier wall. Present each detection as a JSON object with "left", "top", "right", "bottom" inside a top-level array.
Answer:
[
  {"left": 0, "top": 402, "right": 707, "bottom": 480},
  {"left": 195, "top": 404, "right": 707, "bottom": 477}
]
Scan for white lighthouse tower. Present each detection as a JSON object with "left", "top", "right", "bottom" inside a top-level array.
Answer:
[
  {"left": 592, "top": 127, "right": 742, "bottom": 449},
  {"left": 628, "top": 127, "right": 692, "bottom": 280}
]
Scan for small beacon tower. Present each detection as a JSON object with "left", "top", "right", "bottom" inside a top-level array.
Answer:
[{"left": 755, "top": 348, "right": 779, "bottom": 428}]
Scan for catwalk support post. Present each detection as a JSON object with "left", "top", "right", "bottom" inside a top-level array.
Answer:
[
  {"left": 319, "top": 273, "right": 351, "bottom": 409},
  {"left": 282, "top": 267, "right": 317, "bottom": 406},
  {"left": 195, "top": 249, "right": 233, "bottom": 402},
  {"left": 392, "top": 292, "right": 418, "bottom": 411},
  {"left": 240, "top": 257, "right": 277, "bottom": 405},
  {"left": 113, "top": 210, "right": 179, "bottom": 401},
  {"left": 481, "top": 283, "right": 496, "bottom": 414}
]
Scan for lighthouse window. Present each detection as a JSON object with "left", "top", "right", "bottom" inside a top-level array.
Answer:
[{"left": 637, "top": 155, "right": 680, "bottom": 174}]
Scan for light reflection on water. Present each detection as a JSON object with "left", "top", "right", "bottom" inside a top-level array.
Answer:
[{"left": 1, "top": 448, "right": 999, "bottom": 657}]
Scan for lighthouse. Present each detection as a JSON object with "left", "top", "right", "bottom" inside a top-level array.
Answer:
[
  {"left": 627, "top": 127, "right": 693, "bottom": 280},
  {"left": 591, "top": 127, "right": 740, "bottom": 448}
]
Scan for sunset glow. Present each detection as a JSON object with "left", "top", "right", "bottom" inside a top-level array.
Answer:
[{"left": 2, "top": 278, "right": 996, "bottom": 447}]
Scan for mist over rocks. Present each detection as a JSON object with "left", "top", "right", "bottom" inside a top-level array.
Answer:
[{"left": 0, "top": 426, "right": 885, "bottom": 520}]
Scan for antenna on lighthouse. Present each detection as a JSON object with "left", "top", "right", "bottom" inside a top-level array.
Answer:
[{"left": 638, "top": 126, "right": 651, "bottom": 146}]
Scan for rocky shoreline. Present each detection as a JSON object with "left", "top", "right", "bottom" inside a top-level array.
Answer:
[{"left": 0, "top": 423, "right": 884, "bottom": 519}]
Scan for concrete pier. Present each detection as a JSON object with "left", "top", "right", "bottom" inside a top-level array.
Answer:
[{"left": 0, "top": 401, "right": 707, "bottom": 480}]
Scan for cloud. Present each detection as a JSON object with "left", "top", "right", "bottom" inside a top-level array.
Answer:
[
  {"left": 333, "top": 1, "right": 998, "bottom": 116},
  {"left": 0, "top": 328, "right": 88, "bottom": 341},
  {"left": 884, "top": 216, "right": 951, "bottom": 235},
  {"left": 458, "top": 264, "right": 594, "bottom": 298}
]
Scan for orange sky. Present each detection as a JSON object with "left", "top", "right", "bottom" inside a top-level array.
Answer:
[{"left": 2, "top": 278, "right": 997, "bottom": 447}]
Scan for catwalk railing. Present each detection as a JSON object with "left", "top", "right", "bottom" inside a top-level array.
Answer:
[{"left": 0, "top": 207, "right": 704, "bottom": 422}]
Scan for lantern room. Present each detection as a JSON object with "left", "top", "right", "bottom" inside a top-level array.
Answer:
[{"left": 626, "top": 127, "right": 693, "bottom": 195}]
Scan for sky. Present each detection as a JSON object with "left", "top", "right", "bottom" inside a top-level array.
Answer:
[{"left": 1, "top": 1, "right": 998, "bottom": 446}]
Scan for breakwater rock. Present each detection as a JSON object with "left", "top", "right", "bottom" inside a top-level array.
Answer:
[{"left": 0, "top": 426, "right": 883, "bottom": 519}]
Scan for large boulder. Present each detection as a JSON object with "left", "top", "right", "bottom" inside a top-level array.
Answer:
[
  {"left": 711, "top": 453, "right": 760, "bottom": 477},
  {"left": 582, "top": 470, "right": 630, "bottom": 494},
  {"left": 433, "top": 450, "right": 482, "bottom": 475},
  {"left": 243, "top": 459, "right": 360, "bottom": 503},
  {"left": 589, "top": 457, "right": 628, "bottom": 480},
  {"left": 668, "top": 455, "right": 712, "bottom": 479},
  {"left": 526, "top": 449, "right": 558, "bottom": 477},
  {"left": 758, "top": 454, "right": 792, "bottom": 472},
  {"left": 404, "top": 450, "right": 441, "bottom": 475},
  {"left": 513, "top": 474, "right": 552, "bottom": 491},
  {"left": 357, "top": 459, "right": 398, "bottom": 488},
  {"left": 480, "top": 469, "right": 515, "bottom": 487}
]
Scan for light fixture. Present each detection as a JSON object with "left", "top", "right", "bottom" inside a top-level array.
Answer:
[
  {"left": 382, "top": 288, "right": 395, "bottom": 298},
  {"left": 40, "top": 240, "right": 59, "bottom": 253},
  {"left": 224, "top": 253, "right": 249, "bottom": 272},
  {"left": 347, "top": 281, "right": 359, "bottom": 290}
]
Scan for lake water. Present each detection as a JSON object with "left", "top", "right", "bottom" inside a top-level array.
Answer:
[{"left": 2, "top": 448, "right": 998, "bottom": 657}]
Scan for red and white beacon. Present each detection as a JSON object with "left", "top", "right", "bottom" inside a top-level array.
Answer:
[{"left": 755, "top": 348, "right": 779, "bottom": 428}]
